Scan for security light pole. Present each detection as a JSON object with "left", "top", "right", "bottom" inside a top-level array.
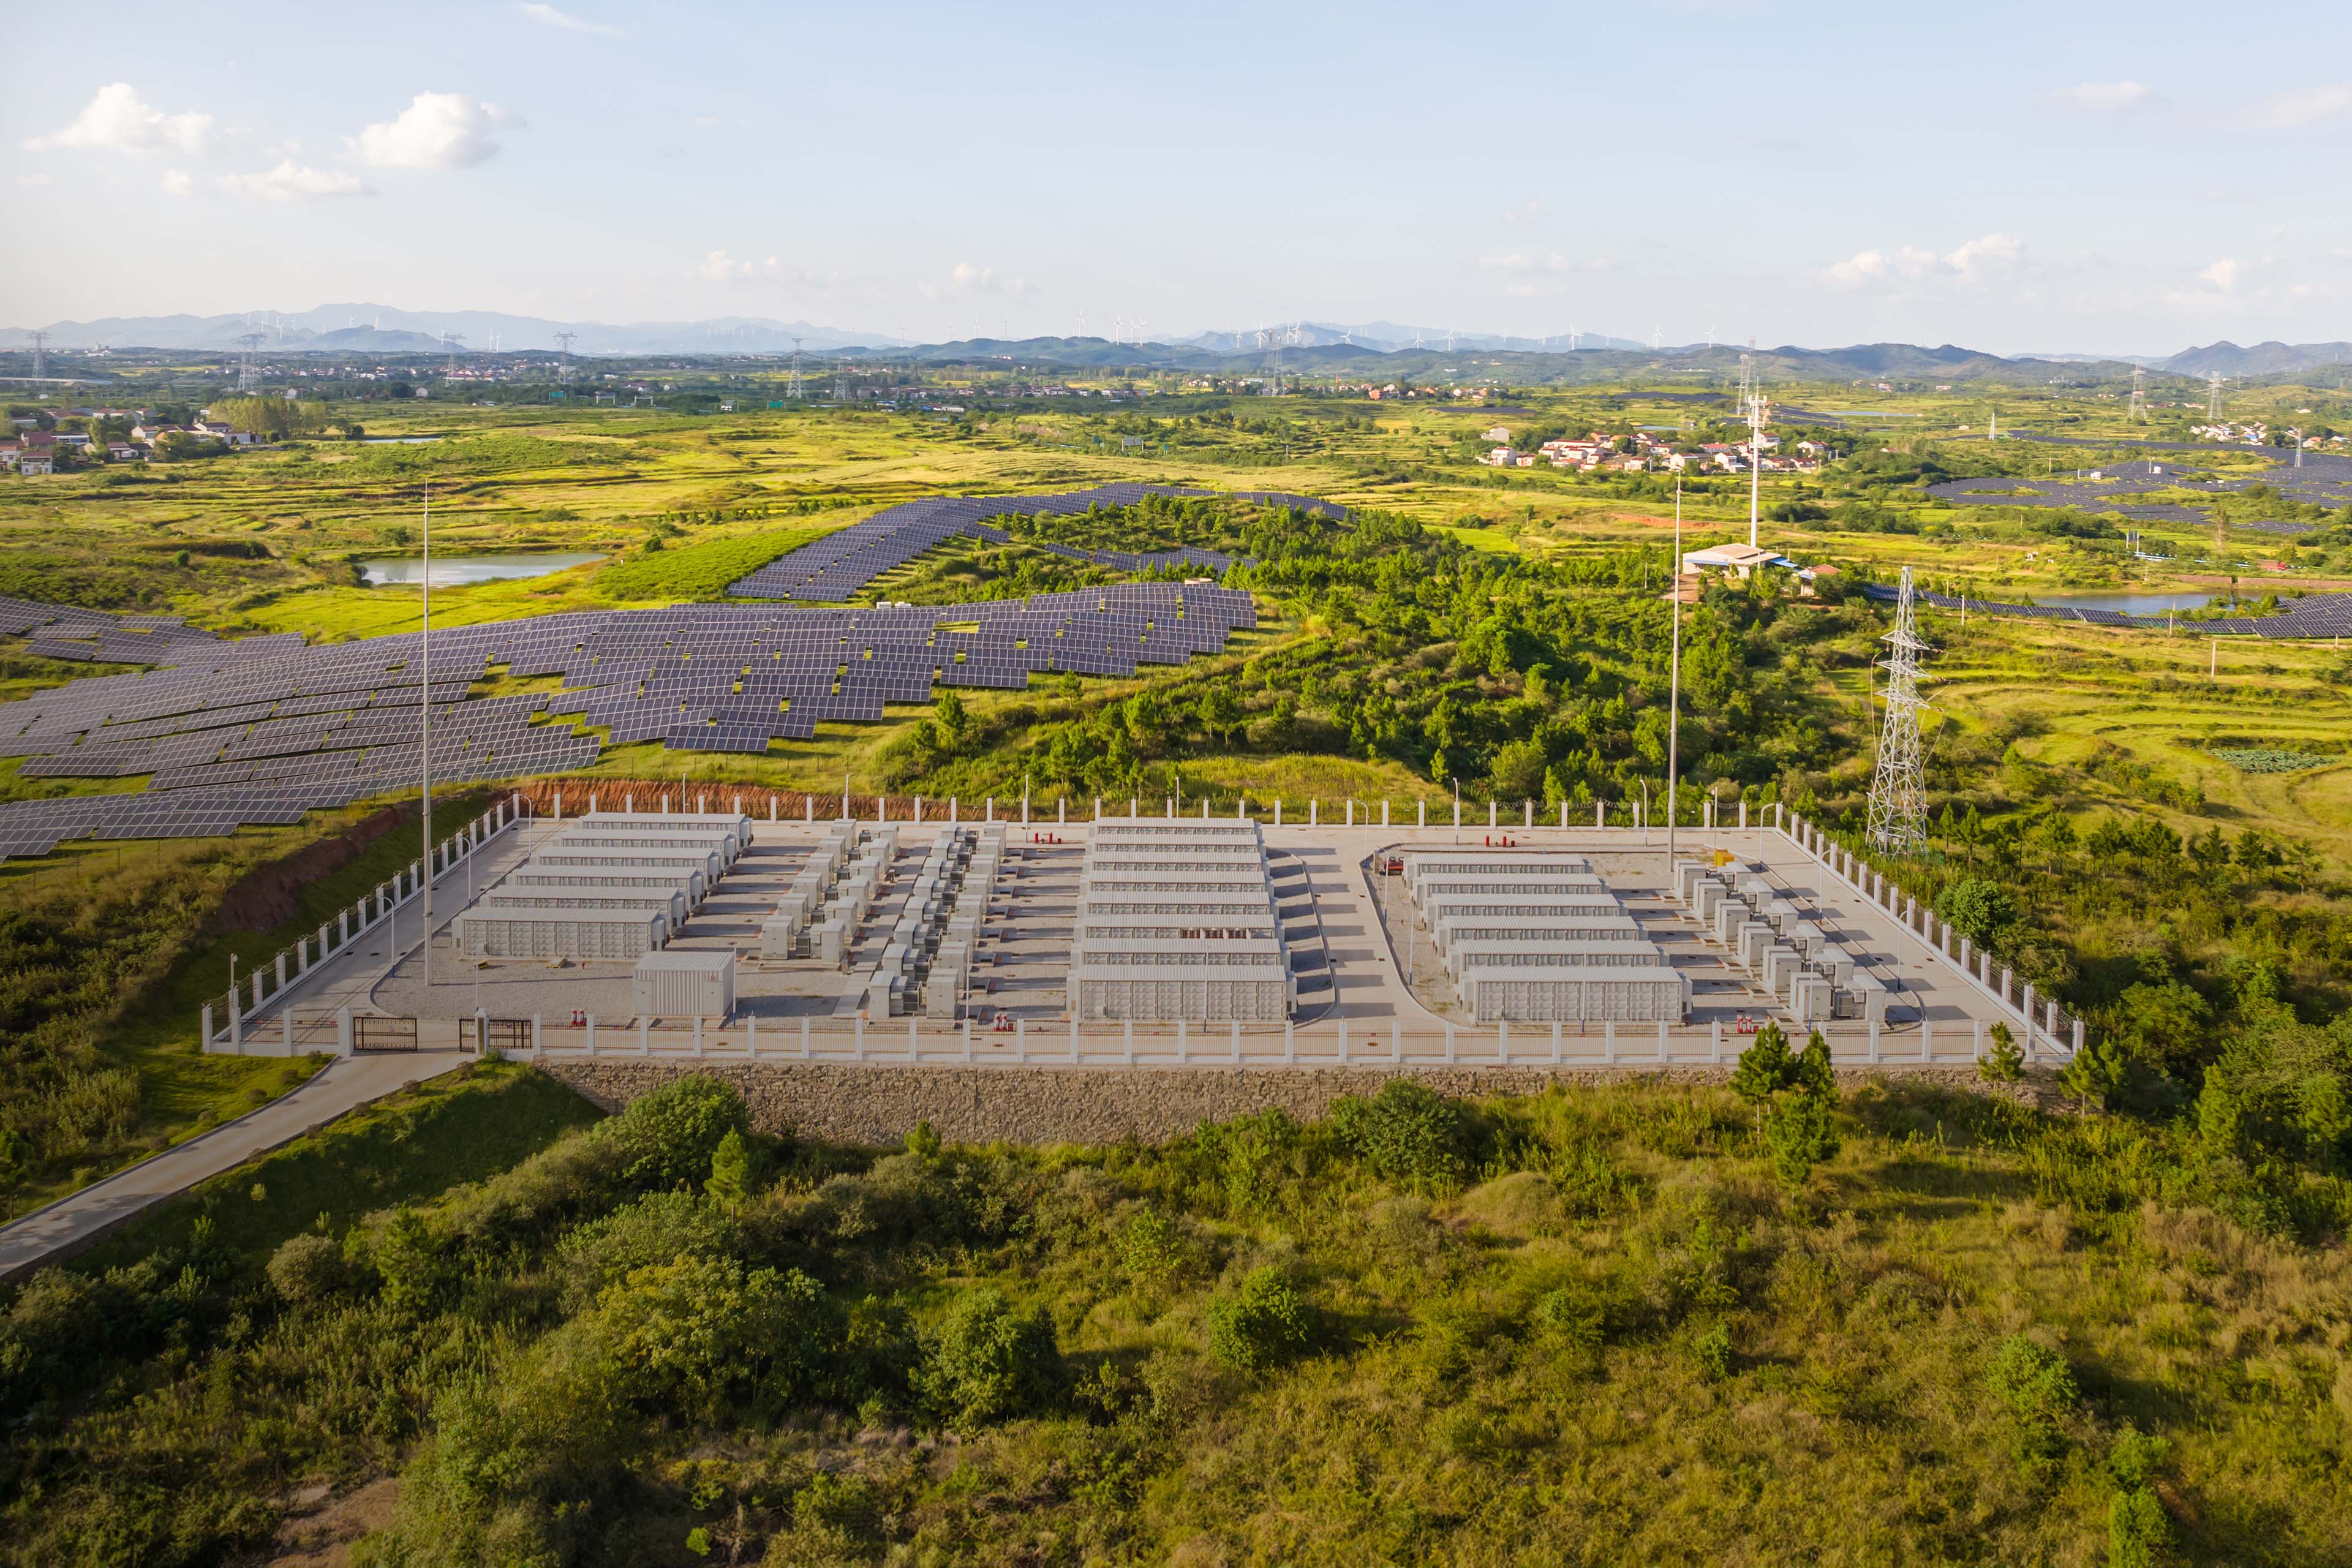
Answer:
[
  {"left": 1667, "top": 477, "right": 1683, "bottom": 871},
  {"left": 421, "top": 484, "right": 432, "bottom": 995}
]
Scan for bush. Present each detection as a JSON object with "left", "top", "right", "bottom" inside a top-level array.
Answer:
[
  {"left": 1762, "top": 1093, "right": 1839, "bottom": 1192},
  {"left": 1986, "top": 1335, "right": 2077, "bottom": 1465},
  {"left": 1692, "top": 1321, "right": 1734, "bottom": 1380},
  {"left": 1329, "top": 1080, "right": 1478, "bottom": 1187},
  {"left": 265, "top": 1232, "right": 349, "bottom": 1304},
  {"left": 913, "top": 1287, "right": 1058, "bottom": 1430},
  {"left": 1936, "top": 878, "right": 2019, "bottom": 946},
  {"left": 1206, "top": 1265, "right": 1312, "bottom": 1371},
  {"left": 595, "top": 1074, "right": 748, "bottom": 1192}
]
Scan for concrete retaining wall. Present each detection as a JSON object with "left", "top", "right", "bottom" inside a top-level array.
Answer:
[{"left": 535, "top": 1060, "right": 2034, "bottom": 1148}]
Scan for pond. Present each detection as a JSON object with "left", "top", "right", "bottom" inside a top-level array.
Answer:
[
  {"left": 2022, "top": 590, "right": 2218, "bottom": 614},
  {"left": 358, "top": 552, "right": 602, "bottom": 586}
]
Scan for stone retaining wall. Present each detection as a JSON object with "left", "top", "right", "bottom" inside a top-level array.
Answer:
[{"left": 535, "top": 1061, "right": 2040, "bottom": 1148}]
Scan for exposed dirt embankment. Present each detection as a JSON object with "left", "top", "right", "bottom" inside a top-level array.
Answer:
[{"left": 206, "top": 803, "right": 417, "bottom": 934}]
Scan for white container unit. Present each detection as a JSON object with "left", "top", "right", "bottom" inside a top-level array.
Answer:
[
  {"left": 631, "top": 948, "right": 736, "bottom": 1019},
  {"left": 1462, "top": 967, "right": 1688, "bottom": 1024},
  {"left": 531, "top": 847, "right": 725, "bottom": 884},
  {"left": 456, "top": 907, "right": 667, "bottom": 960},
  {"left": 478, "top": 883, "right": 690, "bottom": 929},
  {"left": 510, "top": 865, "right": 709, "bottom": 905}
]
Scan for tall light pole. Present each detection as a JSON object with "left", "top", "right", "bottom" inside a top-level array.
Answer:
[
  {"left": 1667, "top": 476, "right": 1684, "bottom": 870},
  {"left": 420, "top": 483, "right": 433, "bottom": 995}
]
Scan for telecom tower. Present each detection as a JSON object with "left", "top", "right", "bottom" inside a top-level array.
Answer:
[
  {"left": 2128, "top": 363, "right": 2147, "bottom": 423},
  {"left": 1864, "top": 567, "right": 1931, "bottom": 858}
]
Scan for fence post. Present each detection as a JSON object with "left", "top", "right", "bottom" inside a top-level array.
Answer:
[
  {"left": 587, "top": 1012, "right": 598, "bottom": 1055},
  {"left": 1869, "top": 1015, "right": 1881, "bottom": 1063},
  {"left": 1335, "top": 1017, "right": 1344, "bottom": 1064},
  {"left": 802, "top": 1016, "right": 812, "bottom": 1059},
  {"left": 1178, "top": 1017, "right": 1188, "bottom": 1063},
  {"left": 1070, "top": 1016, "right": 1080, "bottom": 1063},
  {"left": 1125, "top": 1019, "right": 1135, "bottom": 1066},
  {"left": 202, "top": 1003, "right": 214, "bottom": 1051},
  {"left": 1657, "top": 1019, "right": 1667, "bottom": 1061},
  {"left": 1551, "top": 1020, "right": 1561, "bottom": 1065},
  {"left": 1921, "top": 1014, "right": 1932, "bottom": 1062},
  {"left": 532, "top": 1014, "right": 543, "bottom": 1055},
  {"left": 337, "top": 1006, "right": 352, "bottom": 1055},
  {"left": 1284, "top": 1020, "right": 1295, "bottom": 1064},
  {"left": 1232, "top": 1020, "right": 1242, "bottom": 1063},
  {"left": 1016, "top": 1017, "right": 1027, "bottom": 1062},
  {"left": 1711, "top": 1018, "right": 1722, "bottom": 1063},
  {"left": 745, "top": 1014, "right": 756, "bottom": 1059},
  {"left": 1497, "top": 1020, "right": 1507, "bottom": 1065},
  {"left": 693, "top": 1017, "right": 704, "bottom": 1057},
  {"left": 1605, "top": 1019, "right": 1615, "bottom": 1063},
  {"left": 639, "top": 1017, "right": 649, "bottom": 1055},
  {"left": 963, "top": 1018, "right": 973, "bottom": 1062},
  {"left": 854, "top": 1015, "right": 865, "bottom": 1060},
  {"left": 1445, "top": 1022, "right": 1455, "bottom": 1063}
]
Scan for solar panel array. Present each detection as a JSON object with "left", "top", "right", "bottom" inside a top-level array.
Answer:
[
  {"left": 1926, "top": 449, "right": 2352, "bottom": 534},
  {"left": 0, "top": 567, "right": 1261, "bottom": 859},
  {"left": 1860, "top": 582, "right": 2352, "bottom": 639},
  {"left": 724, "top": 483, "right": 1344, "bottom": 600}
]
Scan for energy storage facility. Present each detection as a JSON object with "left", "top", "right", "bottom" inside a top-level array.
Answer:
[
  {"left": 1069, "top": 818, "right": 1293, "bottom": 1022},
  {"left": 1401, "top": 850, "right": 1684, "bottom": 1023},
  {"left": 454, "top": 905, "right": 669, "bottom": 960}
]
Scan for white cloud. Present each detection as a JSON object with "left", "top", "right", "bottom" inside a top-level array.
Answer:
[
  {"left": 922, "top": 262, "right": 1026, "bottom": 298},
  {"left": 693, "top": 250, "right": 834, "bottom": 288},
  {"left": 2255, "top": 83, "right": 2352, "bottom": 128},
  {"left": 697, "top": 248, "right": 757, "bottom": 280},
  {"left": 1825, "top": 233, "right": 2021, "bottom": 288},
  {"left": 160, "top": 168, "right": 193, "bottom": 196},
  {"left": 1943, "top": 232, "right": 2022, "bottom": 278},
  {"left": 25, "top": 83, "right": 213, "bottom": 154},
  {"left": 519, "top": 2, "right": 625, "bottom": 37},
  {"left": 2199, "top": 257, "right": 2242, "bottom": 291},
  {"left": 2048, "top": 80, "right": 2153, "bottom": 111},
  {"left": 15, "top": 173, "right": 53, "bottom": 188},
  {"left": 356, "top": 92, "right": 518, "bottom": 169},
  {"left": 217, "top": 160, "right": 369, "bottom": 202}
]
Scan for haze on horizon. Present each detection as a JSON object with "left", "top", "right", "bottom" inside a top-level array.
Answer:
[{"left": 5, "top": 0, "right": 2349, "bottom": 357}]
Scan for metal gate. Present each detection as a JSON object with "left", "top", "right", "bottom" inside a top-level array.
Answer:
[
  {"left": 459, "top": 1016, "right": 532, "bottom": 1054},
  {"left": 353, "top": 1014, "right": 419, "bottom": 1052}
]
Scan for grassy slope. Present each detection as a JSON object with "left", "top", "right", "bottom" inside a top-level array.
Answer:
[
  {"left": 67, "top": 1060, "right": 602, "bottom": 1278},
  {"left": 6, "top": 1071, "right": 2347, "bottom": 1565}
]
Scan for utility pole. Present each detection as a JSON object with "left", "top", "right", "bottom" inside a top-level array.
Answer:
[
  {"left": 420, "top": 483, "right": 434, "bottom": 996},
  {"left": 1667, "top": 475, "right": 1683, "bottom": 869},
  {"left": 1864, "top": 567, "right": 1931, "bottom": 856}
]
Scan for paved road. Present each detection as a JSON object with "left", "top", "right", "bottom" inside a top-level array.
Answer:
[{"left": 0, "top": 1050, "right": 470, "bottom": 1284}]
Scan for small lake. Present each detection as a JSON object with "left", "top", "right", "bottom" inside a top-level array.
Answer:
[
  {"left": 359, "top": 552, "right": 601, "bottom": 586},
  {"left": 2024, "top": 590, "right": 2218, "bottom": 614}
]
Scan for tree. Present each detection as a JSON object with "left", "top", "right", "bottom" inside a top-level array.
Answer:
[
  {"left": 1980, "top": 1022, "right": 2025, "bottom": 1082},
  {"left": 913, "top": 1287, "right": 1059, "bottom": 1431},
  {"left": 1488, "top": 737, "right": 1548, "bottom": 802},
  {"left": 1936, "top": 878, "right": 2018, "bottom": 947}
]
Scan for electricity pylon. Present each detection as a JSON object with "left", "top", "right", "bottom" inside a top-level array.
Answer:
[{"left": 1865, "top": 566, "right": 1932, "bottom": 857}]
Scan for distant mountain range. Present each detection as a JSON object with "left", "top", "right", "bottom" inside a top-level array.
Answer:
[
  {"left": 4, "top": 305, "right": 2350, "bottom": 385},
  {"left": 0, "top": 304, "right": 902, "bottom": 355}
]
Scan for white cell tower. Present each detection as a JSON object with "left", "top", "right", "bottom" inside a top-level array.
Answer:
[{"left": 1864, "top": 566, "right": 1932, "bottom": 858}]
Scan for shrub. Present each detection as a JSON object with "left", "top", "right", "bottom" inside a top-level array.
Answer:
[
  {"left": 913, "top": 1287, "right": 1058, "bottom": 1430},
  {"left": 1936, "top": 878, "right": 2019, "bottom": 946},
  {"left": 1762, "top": 1093, "right": 1840, "bottom": 1192},
  {"left": 1730, "top": 1023, "right": 1798, "bottom": 1106},
  {"left": 558, "top": 1189, "right": 741, "bottom": 1308},
  {"left": 1986, "top": 1335, "right": 2077, "bottom": 1466},
  {"left": 265, "top": 1232, "right": 349, "bottom": 1305},
  {"left": 1692, "top": 1321, "right": 1734, "bottom": 1381},
  {"left": 1206, "top": 1265, "right": 1312, "bottom": 1371},
  {"left": 595, "top": 1074, "right": 748, "bottom": 1192},
  {"left": 1329, "top": 1080, "right": 1477, "bottom": 1187},
  {"left": 594, "top": 1254, "right": 832, "bottom": 1419}
]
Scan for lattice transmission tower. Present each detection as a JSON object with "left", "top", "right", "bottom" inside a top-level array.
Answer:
[
  {"left": 2128, "top": 363, "right": 2147, "bottom": 423},
  {"left": 1865, "top": 565, "right": 1932, "bottom": 856}
]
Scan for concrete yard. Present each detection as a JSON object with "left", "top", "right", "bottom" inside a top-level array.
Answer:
[{"left": 229, "top": 812, "right": 2052, "bottom": 1066}]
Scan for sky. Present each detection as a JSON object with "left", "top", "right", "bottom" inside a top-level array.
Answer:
[{"left": 6, "top": 0, "right": 2351, "bottom": 356}]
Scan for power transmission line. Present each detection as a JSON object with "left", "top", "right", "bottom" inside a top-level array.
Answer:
[{"left": 1865, "top": 567, "right": 1932, "bottom": 857}]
